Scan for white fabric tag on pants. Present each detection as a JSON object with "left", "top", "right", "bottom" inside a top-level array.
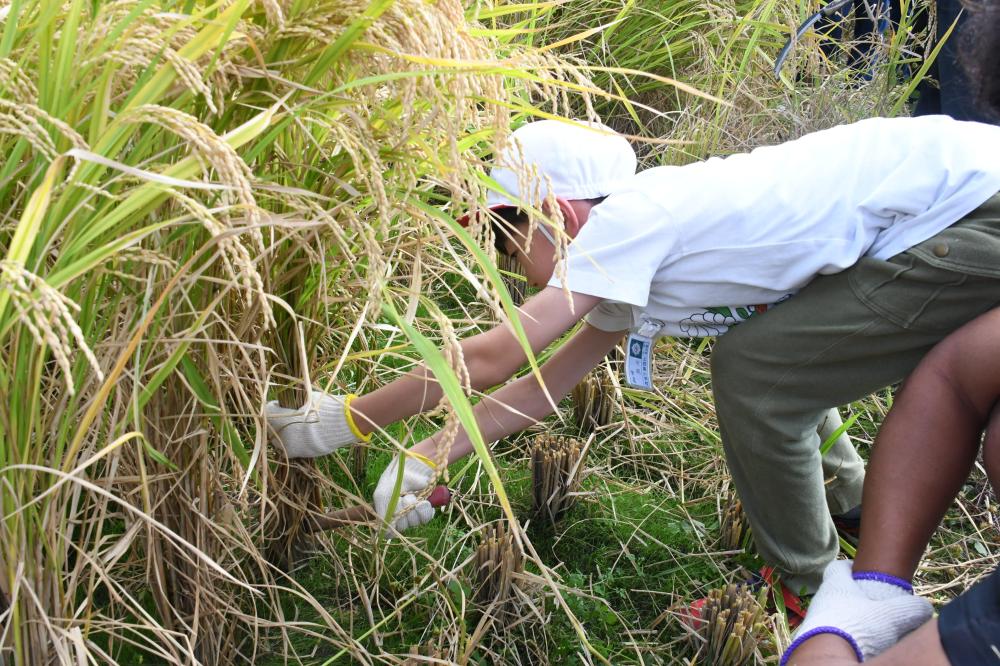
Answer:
[{"left": 625, "top": 333, "right": 654, "bottom": 390}]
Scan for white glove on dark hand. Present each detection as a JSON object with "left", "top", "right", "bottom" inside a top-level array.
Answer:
[
  {"left": 373, "top": 455, "right": 436, "bottom": 535},
  {"left": 265, "top": 389, "right": 366, "bottom": 458},
  {"left": 781, "top": 560, "right": 933, "bottom": 665}
]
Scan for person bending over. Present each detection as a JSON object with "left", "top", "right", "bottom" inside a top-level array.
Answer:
[{"left": 266, "top": 116, "right": 1000, "bottom": 598}]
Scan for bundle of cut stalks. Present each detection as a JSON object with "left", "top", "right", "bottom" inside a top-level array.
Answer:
[
  {"left": 689, "top": 583, "right": 768, "bottom": 666},
  {"left": 471, "top": 521, "right": 524, "bottom": 609},
  {"left": 531, "top": 435, "right": 588, "bottom": 524},
  {"left": 497, "top": 253, "right": 526, "bottom": 306},
  {"left": 571, "top": 369, "right": 616, "bottom": 434},
  {"left": 720, "top": 492, "right": 750, "bottom": 551}
]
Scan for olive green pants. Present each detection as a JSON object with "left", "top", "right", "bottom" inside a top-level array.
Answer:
[{"left": 712, "top": 193, "right": 1000, "bottom": 593}]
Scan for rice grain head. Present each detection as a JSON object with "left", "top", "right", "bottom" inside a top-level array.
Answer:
[
  {"left": 125, "top": 105, "right": 272, "bottom": 326},
  {"left": 0, "top": 261, "right": 104, "bottom": 395}
]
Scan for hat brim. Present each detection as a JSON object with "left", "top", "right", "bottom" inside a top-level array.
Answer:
[{"left": 456, "top": 203, "right": 515, "bottom": 227}]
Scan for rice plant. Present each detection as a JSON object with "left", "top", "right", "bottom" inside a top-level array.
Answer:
[
  {"left": 0, "top": 0, "right": 621, "bottom": 662},
  {"left": 471, "top": 520, "right": 524, "bottom": 610},
  {"left": 720, "top": 490, "right": 750, "bottom": 551},
  {"left": 496, "top": 252, "right": 527, "bottom": 306},
  {"left": 571, "top": 367, "right": 617, "bottom": 434}
]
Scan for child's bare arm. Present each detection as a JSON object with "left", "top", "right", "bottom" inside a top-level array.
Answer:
[
  {"left": 855, "top": 306, "right": 1000, "bottom": 580},
  {"left": 351, "top": 286, "right": 603, "bottom": 436},
  {"left": 787, "top": 621, "right": 948, "bottom": 666},
  {"left": 266, "top": 288, "right": 603, "bottom": 461},
  {"left": 406, "top": 322, "right": 625, "bottom": 465},
  {"left": 370, "top": 322, "right": 623, "bottom": 532}
]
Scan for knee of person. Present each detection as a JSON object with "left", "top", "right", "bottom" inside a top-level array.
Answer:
[
  {"left": 919, "top": 331, "right": 961, "bottom": 373},
  {"left": 916, "top": 327, "right": 972, "bottom": 391}
]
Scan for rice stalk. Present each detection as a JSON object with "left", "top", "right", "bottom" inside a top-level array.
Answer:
[
  {"left": 686, "top": 583, "right": 769, "bottom": 666},
  {"left": 496, "top": 252, "right": 526, "bottom": 306},
  {"left": 402, "top": 645, "right": 449, "bottom": 665},
  {"left": 571, "top": 367, "right": 617, "bottom": 435},
  {"left": 531, "top": 434, "right": 589, "bottom": 526},
  {"left": 471, "top": 520, "right": 524, "bottom": 610},
  {"left": 351, "top": 442, "right": 368, "bottom": 485},
  {"left": 134, "top": 376, "right": 247, "bottom": 663},
  {"left": 720, "top": 491, "right": 750, "bottom": 551}
]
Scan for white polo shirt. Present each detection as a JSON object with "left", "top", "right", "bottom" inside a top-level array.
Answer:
[{"left": 547, "top": 115, "right": 1000, "bottom": 338}]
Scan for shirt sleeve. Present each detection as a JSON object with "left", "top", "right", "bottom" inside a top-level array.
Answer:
[
  {"left": 546, "top": 191, "right": 674, "bottom": 307},
  {"left": 585, "top": 301, "right": 634, "bottom": 332}
]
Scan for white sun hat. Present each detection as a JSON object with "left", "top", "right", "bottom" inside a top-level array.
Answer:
[
  {"left": 487, "top": 118, "right": 637, "bottom": 206},
  {"left": 460, "top": 119, "right": 637, "bottom": 224}
]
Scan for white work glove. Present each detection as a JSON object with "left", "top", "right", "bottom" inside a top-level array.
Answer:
[
  {"left": 265, "top": 389, "right": 366, "bottom": 458},
  {"left": 781, "top": 560, "right": 933, "bottom": 665},
  {"left": 373, "top": 454, "right": 436, "bottom": 535}
]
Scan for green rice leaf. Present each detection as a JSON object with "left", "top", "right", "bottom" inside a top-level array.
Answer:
[
  {"left": 380, "top": 297, "right": 518, "bottom": 528},
  {"left": 819, "top": 412, "right": 858, "bottom": 456},
  {"left": 0, "top": 156, "right": 64, "bottom": 327}
]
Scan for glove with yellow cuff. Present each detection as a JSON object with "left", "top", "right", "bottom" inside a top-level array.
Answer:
[
  {"left": 373, "top": 453, "right": 438, "bottom": 535},
  {"left": 265, "top": 389, "right": 369, "bottom": 458}
]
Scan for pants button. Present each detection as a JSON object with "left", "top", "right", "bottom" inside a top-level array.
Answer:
[{"left": 933, "top": 243, "right": 950, "bottom": 257}]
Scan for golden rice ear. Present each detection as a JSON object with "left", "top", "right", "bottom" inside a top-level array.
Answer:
[
  {"left": 688, "top": 583, "right": 769, "bottom": 665},
  {"left": 0, "top": 263, "right": 103, "bottom": 397},
  {"left": 124, "top": 105, "right": 272, "bottom": 327},
  {"left": 470, "top": 521, "right": 524, "bottom": 612},
  {"left": 531, "top": 434, "right": 589, "bottom": 526}
]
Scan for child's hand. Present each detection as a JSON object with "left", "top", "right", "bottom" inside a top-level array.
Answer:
[
  {"left": 373, "top": 454, "right": 436, "bottom": 535},
  {"left": 265, "top": 389, "right": 362, "bottom": 458},
  {"left": 781, "top": 560, "right": 932, "bottom": 665}
]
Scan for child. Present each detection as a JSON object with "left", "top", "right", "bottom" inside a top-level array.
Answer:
[
  {"left": 266, "top": 115, "right": 1000, "bottom": 594},
  {"left": 781, "top": 306, "right": 1000, "bottom": 665}
]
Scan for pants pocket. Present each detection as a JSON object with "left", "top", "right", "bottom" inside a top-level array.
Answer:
[{"left": 848, "top": 253, "right": 999, "bottom": 332}]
